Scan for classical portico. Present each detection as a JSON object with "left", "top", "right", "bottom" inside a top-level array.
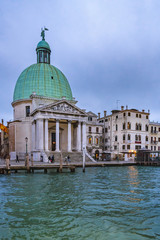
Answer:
[{"left": 31, "top": 100, "right": 87, "bottom": 160}]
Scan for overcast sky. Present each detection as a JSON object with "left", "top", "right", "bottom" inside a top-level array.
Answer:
[{"left": 0, "top": 0, "right": 160, "bottom": 125}]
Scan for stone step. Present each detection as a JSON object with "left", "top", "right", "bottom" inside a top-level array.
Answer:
[{"left": 44, "top": 151, "right": 92, "bottom": 163}]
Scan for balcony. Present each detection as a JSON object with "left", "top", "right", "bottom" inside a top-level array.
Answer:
[
  {"left": 150, "top": 131, "right": 158, "bottom": 134},
  {"left": 135, "top": 141, "right": 141, "bottom": 144},
  {"left": 151, "top": 141, "right": 158, "bottom": 145}
]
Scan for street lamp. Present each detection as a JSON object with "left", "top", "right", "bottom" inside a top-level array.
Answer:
[{"left": 25, "top": 137, "right": 28, "bottom": 154}]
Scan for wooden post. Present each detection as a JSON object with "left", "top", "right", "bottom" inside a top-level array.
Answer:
[
  {"left": 44, "top": 169, "right": 47, "bottom": 174},
  {"left": 31, "top": 153, "right": 33, "bottom": 167},
  {"left": 5, "top": 155, "right": 10, "bottom": 174},
  {"left": 70, "top": 166, "right": 75, "bottom": 172},
  {"left": 83, "top": 147, "right": 85, "bottom": 172},
  {"left": 26, "top": 154, "right": 30, "bottom": 173},
  {"left": 60, "top": 152, "right": 63, "bottom": 172}
]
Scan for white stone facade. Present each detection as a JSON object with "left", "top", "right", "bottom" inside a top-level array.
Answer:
[
  {"left": 149, "top": 122, "right": 160, "bottom": 151},
  {"left": 9, "top": 95, "right": 102, "bottom": 161},
  {"left": 99, "top": 106, "right": 150, "bottom": 161},
  {"left": 86, "top": 111, "right": 103, "bottom": 159}
]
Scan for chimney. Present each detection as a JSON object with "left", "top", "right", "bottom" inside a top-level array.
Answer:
[
  {"left": 1, "top": 119, "right": 3, "bottom": 124},
  {"left": 121, "top": 106, "right": 124, "bottom": 111},
  {"left": 148, "top": 109, "right": 150, "bottom": 113},
  {"left": 142, "top": 109, "right": 145, "bottom": 112},
  {"left": 104, "top": 111, "right": 107, "bottom": 117},
  {"left": 98, "top": 112, "right": 100, "bottom": 119},
  {"left": 126, "top": 105, "right": 128, "bottom": 110}
]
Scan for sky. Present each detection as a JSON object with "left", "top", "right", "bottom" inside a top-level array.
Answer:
[{"left": 0, "top": 0, "right": 160, "bottom": 125}]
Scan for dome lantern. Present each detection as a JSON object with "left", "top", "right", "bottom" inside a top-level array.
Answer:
[{"left": 36, "top": 27, "right": 51, "bottom": 64}]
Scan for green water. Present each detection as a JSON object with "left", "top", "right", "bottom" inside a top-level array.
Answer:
[{"left": 0, "top": 166, "right": 160, "bottom": 240}]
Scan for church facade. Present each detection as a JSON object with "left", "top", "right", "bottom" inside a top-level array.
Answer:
[{"left": 9, "top": 29, "right": 102, "bottom": 161}]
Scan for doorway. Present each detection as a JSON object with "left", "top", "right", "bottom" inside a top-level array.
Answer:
[{"left": 51, "top": 132, "right": 56, "bottom": 151}]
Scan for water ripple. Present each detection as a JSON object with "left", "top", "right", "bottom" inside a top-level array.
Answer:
[{"left": 0, "top": 166, "right": 160, "bottom": 239}]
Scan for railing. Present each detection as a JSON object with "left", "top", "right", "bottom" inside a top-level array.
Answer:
[
  {"left": 150, "top": 131, "right": 158, "bottom": 134},
  {"left": 151, "top": 141, "right": 158, "bottom": 145}
]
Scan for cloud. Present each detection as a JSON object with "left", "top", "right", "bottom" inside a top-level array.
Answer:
[{"left": 0, "top": 0, "right": 160, "bottom": 122}]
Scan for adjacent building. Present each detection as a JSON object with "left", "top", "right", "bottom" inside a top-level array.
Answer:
[{"left": 99, "top": 106, "right": 150, "bottom": 160}]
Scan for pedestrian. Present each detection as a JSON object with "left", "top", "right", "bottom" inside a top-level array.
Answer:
[
  {"left": 16, "top": 155, "right": 19, "bottom": 163},
  {"left": 48, "top": 156, "right": 51, "bottom": 163},
  {"left": 67, "top": 155, "right": 71, "bottom": 163},
  {"left": 51, "top": 155, "right": 54, "bottom": 163}
]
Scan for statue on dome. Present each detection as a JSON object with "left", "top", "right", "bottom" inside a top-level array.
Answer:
[{"left": 41, "top": 27, "right": 49, "bottom": 41}]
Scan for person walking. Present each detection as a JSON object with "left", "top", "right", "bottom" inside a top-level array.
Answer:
[
  {"left": 67, "top": 155, "right": 71, "bottom": 163},
  {"left": 51, "top": 155, "right": 54, "bottom": 163},
  {"left": 16, "top": 155, "right": 19, "bottom": 163}
]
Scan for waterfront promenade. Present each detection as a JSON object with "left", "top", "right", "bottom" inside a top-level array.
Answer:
[{"left": 0, "top": 158, "right": 137, "bottom": 174}]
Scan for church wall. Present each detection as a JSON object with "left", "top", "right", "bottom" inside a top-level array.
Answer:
[
  {"left": 16, "top": 121, "right": 32, "bottom": 153},
  {"left": 13, "top": 101, "right": 32, "bottom": 120}
]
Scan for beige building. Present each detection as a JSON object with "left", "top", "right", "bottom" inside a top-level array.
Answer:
[
  {"left": 99, "top": 106, "right": 150, "bottom": 161},
  {"left": 86, "top": 111, "right": 103, "bottom": 159},
  {"left": 149, "top": 122, "right": 160, "bottom": 151}
]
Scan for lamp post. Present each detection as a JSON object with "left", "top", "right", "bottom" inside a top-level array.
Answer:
[{"left": 25, "top": 137, "right": 28, "bottom": 155}]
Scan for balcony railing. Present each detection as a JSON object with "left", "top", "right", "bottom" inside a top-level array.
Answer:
[
  {"left": 150, "top": 131, "right": 158, "bottom": 134},
  {"left": 151, "top": 141, "right": 158, "bottom": 145}
]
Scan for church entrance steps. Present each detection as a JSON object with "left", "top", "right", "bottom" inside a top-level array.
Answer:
[{"left": 44, "top": 151, "right": 94, "bottom": 163}]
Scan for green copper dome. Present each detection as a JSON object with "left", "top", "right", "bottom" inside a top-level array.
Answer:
[
  {"left": 36, "top": 40, "right": 51, "bottom": 51},
  {"left": 13, "top": 63, "right": 73, "bottom": 102}
]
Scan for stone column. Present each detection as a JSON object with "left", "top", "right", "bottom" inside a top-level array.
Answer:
[
  {"left": 45, "top": 119, "right": 48, "bottom": 151},
  {"left": 68, "top": 120, "right": 72, "bottom": 152},
  {"left": 36, "top": 119, "right": 44, "bottom": 150},
  {"left": 56, "top": 119, "right": 60, "bottom": 151},
  {"left": 32, "top": 121, "right": 36, "bottom": 151},
  {"left": 77, "top": 121, "right": 81, "bottom": 151},
  {"left": 82, "top": 122, "right": 86, "bottom": 150}
]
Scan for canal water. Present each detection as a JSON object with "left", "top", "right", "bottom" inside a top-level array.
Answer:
[{"left": 0, "top": 166, "right": 160, "bottom": 240}]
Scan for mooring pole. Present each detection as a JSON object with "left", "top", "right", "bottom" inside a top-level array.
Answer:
[
  {"left": 26, "top": 154, "right": 30, "bottom": 173},
  {"left": 83, "top": 147, "right": 85, "bottom": 172},
  {"left": 59, "top": 152, "right": 63, "bottom": 173},
  {"left": 31, "top": 153, "right": 33, "bottom": 167},
  {"left": 6, "top": 155, "right": 10, "bottom": 174}
]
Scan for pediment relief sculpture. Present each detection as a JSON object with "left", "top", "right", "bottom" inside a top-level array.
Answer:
[{"left": 52, "top": 103, "right": 79, "bottom": 114}]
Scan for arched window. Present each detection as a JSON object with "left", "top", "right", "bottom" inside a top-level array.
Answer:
[
  {"left": 95, "top": 137, "right": 99, "bottom": 145},
  {"left": 139, "top": 124, "right": 142, "bottom": 131},
  {"left": 123, "top": 134, "right": 125, "bottom": 141},
  {"left": 139, "top": 135, "right": 141, "bottom": 141},
  {"left": 128, "top": 134, "right": 131, "bottom": 140},
  {"left": 116, "top": 124, "right": 118, "bottom": 131},
  {"left": 135, "top": 135, "right": 138, "bottom": 141},
  {"left": 145, "top": 125, "right": 149, "bottom": 131},
  {"left": 88, "top": 136, "right": 92, "bottom": 144},
  {"left": 136, "top": 123, "right": 138, "bottom": 130},
  {"left": 123, "top": 122, "right": 126, "bottom": 130},
  {"left": 127, "top": 122, "right": 131, "bottom": 129},
  {"left": 145, "top": 136, "right": 148, "bottom": 141},
  {"left": 115, "top": 135, "right": 118, "bottom": 141}
]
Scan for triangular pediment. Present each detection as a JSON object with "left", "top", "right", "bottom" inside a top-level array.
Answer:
[
  {"left": 87, "top": 111, "right": 97, "bottom": 117},
  {"left": 36, "top": 100, "right": 87, "bottom": 116}
]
